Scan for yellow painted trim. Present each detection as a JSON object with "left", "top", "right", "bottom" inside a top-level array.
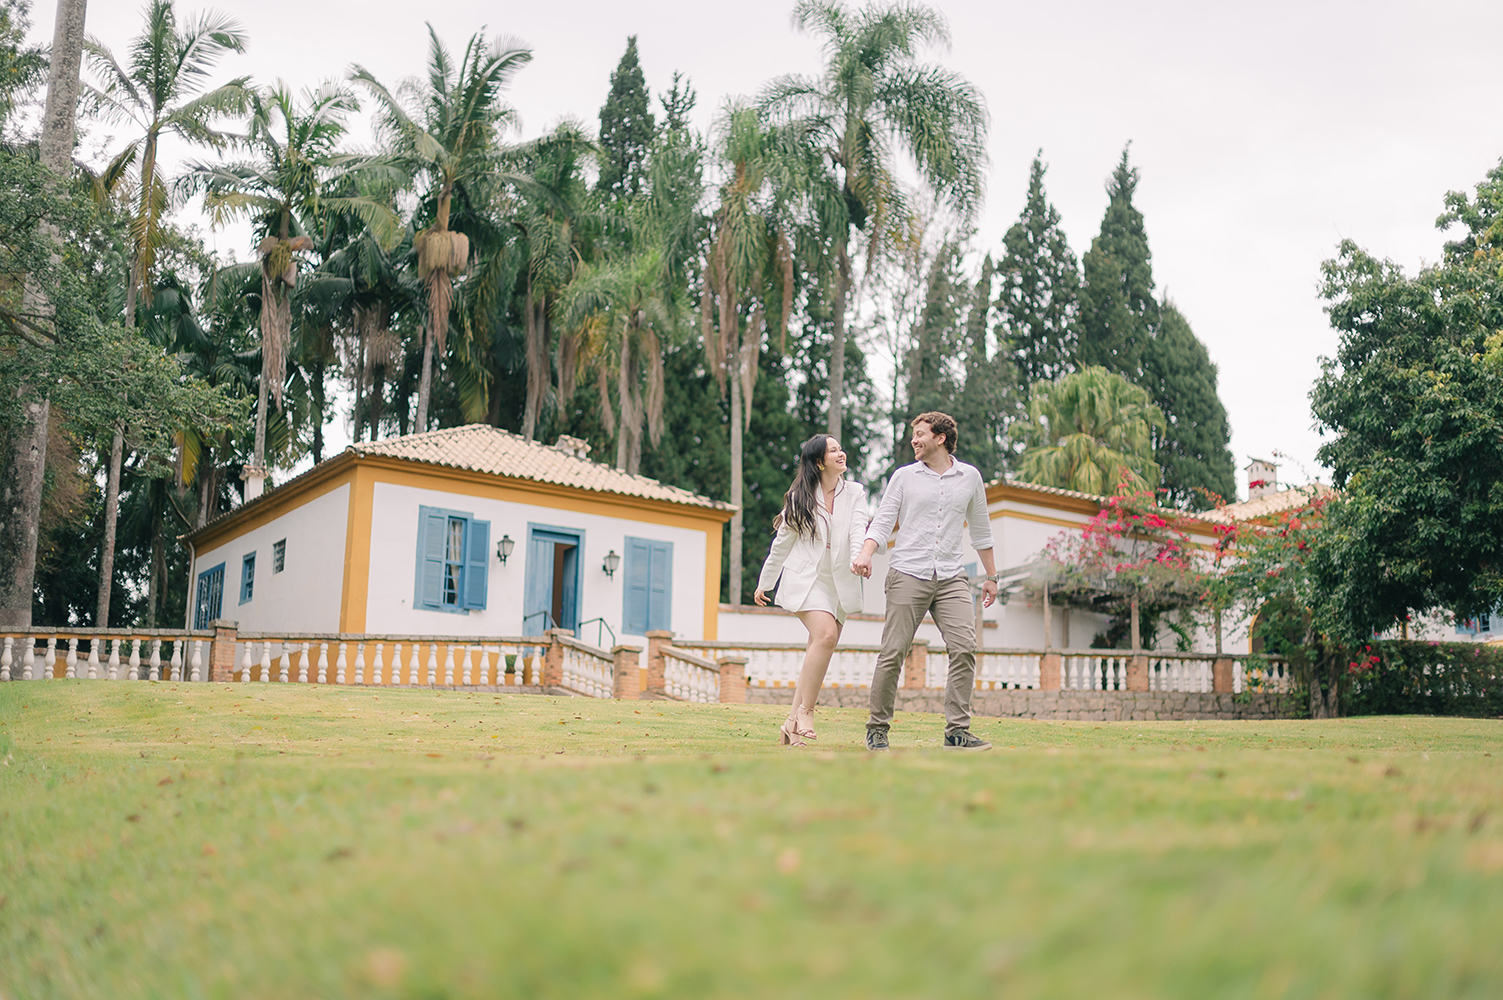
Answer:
[
  {"left": 703, "top": 523, "right": 722, "bottom": 640},
  {"left": 357, "top": 455, "right": 735, "bottom": 526},
  {"left": 188, "top": 454, "right": 357, "bottom": 552},
  {"left": 992, "top": 508, "right": 1092, "bottom": 531},
  {"left": 339, "top": 464, "right": 376, "bottom": 633}
]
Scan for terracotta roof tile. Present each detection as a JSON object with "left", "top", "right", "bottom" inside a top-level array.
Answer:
[{"left": 355, "top": 424, "right": 731, "bottom": 512}]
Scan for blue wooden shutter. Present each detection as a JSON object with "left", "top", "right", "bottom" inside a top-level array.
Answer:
[
  {"left": 647, "top": 540, "right": 673, "bottom": 632},
  {"left": 415, "top": 507, "right": 448, "bottom": 608},
  {"left": 524, "top": 533, "right": 554, "bottom": 632},
  {"left": 464, "top": 517, "right": 490, "bottom": 610},
  {"left": 239, "top": 552, "right": 255, "bottom": 604},
  {"left": 623, "top": 537, "right": 651, "bottom": 633}
]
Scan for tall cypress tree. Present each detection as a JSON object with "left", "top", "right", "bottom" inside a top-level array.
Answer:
[
  {"left": 905, "top": 241, "right": 966, "bottom": 420},
  {"left": 954, "top": 255, "right": 1015, "bottom": 480},
  {"left": 996, "top": 155, "right": 1080, "bottom": 389},
  {"left": 1142, "top": 301, "right": 1236, "bottom": 508},
  {"left": 1079, "top": 146, "right": 1158, "bottom": 379},
  {"left": 596, "top": 36, "right": 655, "bottom": 201}
]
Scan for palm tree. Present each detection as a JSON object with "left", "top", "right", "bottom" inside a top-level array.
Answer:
[
  {"left": 702, "top": 104, "right": 798, "bottom": 604},
  {"left": 81, "top": 0, "right": 246, "bottom": 620},
  {"left": 351, "top": 27, "right": 532, "bottom": 432},
  {"left": 179, "top": 80, "right": 398, "bottom": 489},
  {"left": 1012, "top": 366, "right": 1165, "bottom": 496},
  {"left": 760, "top": 0, "right": 988, "bottom": 439}
]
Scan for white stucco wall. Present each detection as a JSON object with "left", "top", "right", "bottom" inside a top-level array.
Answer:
[
  {"left": 189, "top": 484, "right": 349, "bottom": 632},
  {"left": 364, "top": 482, "right": 711, "bottom": 643}
]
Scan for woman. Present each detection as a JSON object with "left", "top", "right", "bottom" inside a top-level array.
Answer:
[{"left": 755, "top": 434, "right": 868, "bottom": 746}]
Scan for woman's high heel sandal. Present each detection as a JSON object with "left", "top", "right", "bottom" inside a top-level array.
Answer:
[
  {"left": 779, "top": 716, "right": 806, "bottom": 747},
  {"left": 794, "top": 705, "right": 818, "bottom": 741}
]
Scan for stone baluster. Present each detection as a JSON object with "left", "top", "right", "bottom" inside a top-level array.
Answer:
[
  {"left": 461, "top": 646, "right": 472, "bottom": 687},
  {"left": 43, "top": 638, "right": 56, "bottom": 680},
  {"left": 170, "top": 641, "right": 183, "bottom": 681},
  {"left": 65, "top": 637, "right": 78, "bottom": 679},
  {"left": 126, "top": 638, "right": 141, "bottom": 681},
  {"left": 409, "top": 643, "right": 423, "bottom": 686},
  {"left": 278, "top": 645, "right": 291, "bottom": 684},
  {"left": 0, "top": 636, "right": 11, "bottom": 681},
  {"left": 444, "top": 644, "right": 456, "bottom": 686},
  {"left": 258, "top": 643, "right": 271, "bottom": 683},
  {"left": 146, "top": 638, "right": 160, "bottom": 681},
  {"left": 190, "top": 640, "right": 204, "bottom": 682},
  {"left": 426, "top": 644, "right": 439, "bottom": 686},
  {"left": 317, "top": 643, "right": 329, "bottom": 685},
  {"left": 239, "top": 642, "right": 252, "bottom": 683},
  {"left": 336, "top": 643, "right": 347, "bottom": 685},
  {"left": 372, "top": 643, "right": 384, "bottom": 686},
  {"left": 106, "top": 638, "right": 120, "bottom": 680},
  {"left": 354, "top": 643, "right": 366, "bottom": 685},
  {"left": 391, "top": 643, "right": 403, "bottom": 685},
  {"left": 297, "top": 643, "right": 310, "bottom": 684}
]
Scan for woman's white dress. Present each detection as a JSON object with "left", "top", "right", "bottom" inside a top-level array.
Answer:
[{"left": 757, "top": 479, "right": 868, "bottom": 625}]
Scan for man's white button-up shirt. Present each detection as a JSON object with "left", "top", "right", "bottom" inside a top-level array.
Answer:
[{"left": 863, "top": 457, "right": 995, "bottom": 580}]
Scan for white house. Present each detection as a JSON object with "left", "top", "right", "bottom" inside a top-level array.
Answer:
[{"left": 184, "top": 425, "right": 735, "bottom": 646}]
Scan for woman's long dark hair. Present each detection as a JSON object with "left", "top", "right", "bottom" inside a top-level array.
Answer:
[{"left": 774, "top": 434, "right": 832, "bottom": 538}]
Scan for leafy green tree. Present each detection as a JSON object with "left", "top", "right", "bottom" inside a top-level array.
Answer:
[
  {"left": 1309, "top": 176, "right": 1503, "bottom": 640},
  {"left": 352, "top": 26, "right": 532, "bottom": 431},
  {"left": 1140, "top": 300, "right": 1234, "bottom": 508},
  {"left": 1012, "top": 366, "right": 1164, "bottom": 495},
  {"left": 903, "top": 240, "right": 965, "bottom": 421},
  {"left": 595, "top": 35, "right": 655, "bottom": 202},
  {"left": 1079, "top": 146, "right": 1157, "bottom": 379},
  {"left": 0, "top": 0, "right": 46, "bottom": 133},
  {"left": 997, "top": 154, "right": 1080, "bottom": 387},
  {"left": 761, "top": 0, "right": 988, "bottom": 440}
]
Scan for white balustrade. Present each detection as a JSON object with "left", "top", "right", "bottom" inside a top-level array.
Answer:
[
  {"left": 443, "top": 644, "right": 456, "bottom": 686},
  {"left": 662, "top": 648, "right": 719, "bottom": 703},
  {"left": 426, "top": 644, "right": 438, "bottom": 686},
  {"left": 43, "top": 638, "right": 56, "bottom": 680},
  {"left": 317, "top": 643, "right": 330, "bottom": 685},
  {"left": 354, "top": 643, "right": 366, "bottom": 685},
  {"left": 191, "top": 640, "right": 203, "bottom": 682},
  {"left": 65, "top": 637, "right": 77, "bottom": 679},
  {"left": 372, "top": 643, "right": 385, "bottom": 685},
  {"left": 336, "top": 643, "right": 348, "bottom": 685},
  {"left": 559, "top": 643, "right": 614, "bottom": 698}
]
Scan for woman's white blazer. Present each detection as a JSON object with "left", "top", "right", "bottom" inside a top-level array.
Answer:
[{"left": 756, "top": 480, "right": 869, "bottom": 616}]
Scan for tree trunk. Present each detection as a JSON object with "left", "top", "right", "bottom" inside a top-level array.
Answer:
[
  {"left": 1129, "top": 593, "right": 1141, "bottom": 651},
  {"left": 616, "top": 325, "right": 632, "bottom": 471},
  {"left": 415, "top": 324, "right": 434, "bottom": 432},
  {"left": 94, "top": 427, "right": 123, "bottom": 626},
  {"left": 311, "top": 352, "right": 325, "bottom": 463},
  {"left": 0, "top": 0, "right": 87, "bottom": 629},
  {"left": 369, "top": 363, "right": 385, "bottom": 441},
  {"left": 827, "top": 237, "right": 852, "bottom": 438},
  {"left": 196, "top": 441, "right": 213, "bottom": 528},
  {"left": 729, "top": 353, "right": 744, "bottom": 606},
  {"left": 521, "top": 286, "right": 544, "bottom": 440},
  {"left": 353, "top": 332, "right": 365, "bottom": 444},
  {"left": 146, "top": 498, "right": 164, "bottom": 628},
  {"left": 252, "top": 363, "right": 269, "bottom": 471}
]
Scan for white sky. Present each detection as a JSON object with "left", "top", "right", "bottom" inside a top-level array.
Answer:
[{"left": 36, "top": 0, "right": 1503, "bottom": 498}]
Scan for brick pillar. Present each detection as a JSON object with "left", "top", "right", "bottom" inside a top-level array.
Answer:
[
  {"left": 903, "top": 640, "right": 929, "bottom": 689},
  {"left": 1126, "top": 654, "right": 1149, "bottom": 692},
  {"left": 541, "top": 629, "right": 565, "bottom": 688},
  {"left": 717, "top": 656, "right": 748, "bottom": 704},
  {"left": 612, "top": 645, "right": 642, "bottom": 700},
  {"left": 1039, "top": 652, "right": 1062, "bottom": 691},
  {"left": 644, "top": 630, "right": 673, "bottom": 697},
  {"left": 209, "top": 620, "right": 238, "bottom": 683},
  {"left": 1212, "top": 657, "right": 1234, "bottom": 694}
]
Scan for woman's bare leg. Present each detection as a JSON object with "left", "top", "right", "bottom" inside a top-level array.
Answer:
[{"left": 791, "top": 611, "right": 842, "bottom": 732}]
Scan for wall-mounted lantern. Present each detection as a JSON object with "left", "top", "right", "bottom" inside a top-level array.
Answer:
[
  {"left": 602, "top": 549, "right": 620, "bottom": 579},
  {"left": 496, "top": 534, "right": 515, "bottom": 565}
]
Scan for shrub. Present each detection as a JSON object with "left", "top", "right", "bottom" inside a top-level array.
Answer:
[{"left": 1345, "top": 641, "right": 1503, "bottom": 717}]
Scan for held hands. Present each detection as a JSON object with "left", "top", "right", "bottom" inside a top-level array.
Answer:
[
  {"left": 981, "top": 579, "right": 998, "bottom": 609},
  {"left": 754, "top": 588, "right": 770, "bottom": 607},
  {"left": 851, "top": 554, "right": 873, "bottom": 579}
]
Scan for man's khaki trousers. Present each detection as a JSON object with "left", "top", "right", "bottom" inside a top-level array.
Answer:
[{"left": 868, "top": 569, "right": 977, "bottom": 735}]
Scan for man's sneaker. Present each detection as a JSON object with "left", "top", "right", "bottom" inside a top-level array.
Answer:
[
  {"left": 865, "top": 728, "right": 890, "bottom": 752},
  {"left": 943, "top": 730, "right": 992, "bottom": 751}
]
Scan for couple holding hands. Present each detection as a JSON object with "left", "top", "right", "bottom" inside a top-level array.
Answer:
[{"left": 754, "top": 411, "right": 1001, "bottom": 752}]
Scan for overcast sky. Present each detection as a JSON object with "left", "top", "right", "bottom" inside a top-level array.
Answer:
[{"left": 36, "top": 0, "right": 1503, "bottom": 498}]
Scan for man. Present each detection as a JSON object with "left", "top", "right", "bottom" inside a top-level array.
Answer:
[{"left": 852, "top": 412, "right": 999, "bottom": 751}]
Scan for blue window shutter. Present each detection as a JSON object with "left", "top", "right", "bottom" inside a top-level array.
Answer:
[
  {"left": 648, "top": 540, "right": 673, "bottom": 632},
  {"left": 623, "top": 537, "right": 651, "bottom": 633},
  {"left": 464, "top": 517, "right": 489, "bottom": 610},
  {"left": 239, "top": 553, "right": 255, "bottom": 604},
  {"left": 416, "top": 507, "right": 448, "bottom": 608}
]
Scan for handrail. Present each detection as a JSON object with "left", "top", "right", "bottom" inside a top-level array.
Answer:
[
  {"left": 521, "top": 611, "right": 558, "bottom": 633},
  {"left": 574, "top": 617, "right": 617, "bottom": 648},
  {"left": 661, "top": 645, "right": 718, "bottom": 670}
]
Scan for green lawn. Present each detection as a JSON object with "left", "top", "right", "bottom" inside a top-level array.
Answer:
[{"left": 1, "top": 682, "right": 1500, "bottom": 1000}]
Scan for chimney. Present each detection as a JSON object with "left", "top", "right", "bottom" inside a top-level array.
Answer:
[
  {"left": 1246, "top": 458, "right": 1277, "bottom": 500},
  {"left": 553, "top": 435, "right": 592, "bottom": 461}
]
